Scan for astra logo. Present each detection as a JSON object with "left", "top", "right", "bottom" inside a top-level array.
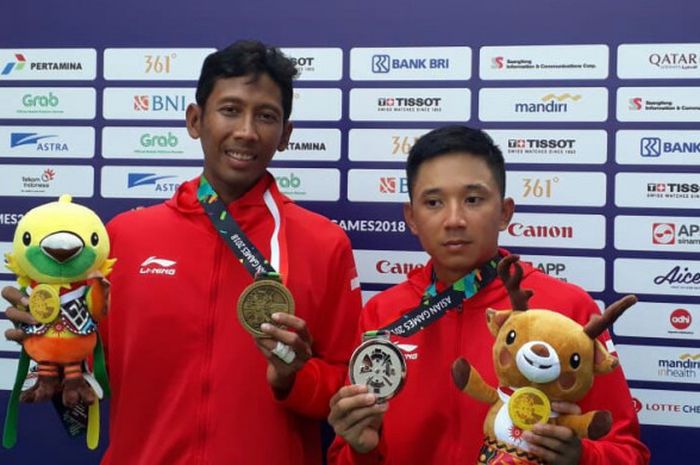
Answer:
[
  {"left": 629, "top": 98, "right": 643, "bottom": 110},
  {"left": 10, "top": 132, "right": 56, "bottom": 148},
  {"left": 514, "top": 93, "right": 581, "bottom": 113},
  {"left": 641, "top": 137, "right": 661, "bottom": 157},
  {"left": 379, "top": 177, "right": 408, "bottom": 194},
  {"left": 1, "top": 53, "right": 26, "bottom": 75},
  {"left": 133, "top": 94, "right": 186, "bottom": 112},
  {"left": 492, "top": 56, "right": 504, "bottom": 69},
  {"left": 139, "top": 256, "right": 177, "bottom": 276},
  {"left": 371, "top": 55, "right": 450, "bottom": 73},
  {"left": 128, "top": 173, "right": 177, "bottom": 188},
  {"left": 375, "top": 260, "right": 423, "bottom": 275},
  {"left": 652, "top": 223, "right": 675, "bottom": 245},
  {"left": 506, "top": 223, "right": 573, "bottom": 238},
  {"left": 670, "top": 308, "right": 692, "bottom": 330}
]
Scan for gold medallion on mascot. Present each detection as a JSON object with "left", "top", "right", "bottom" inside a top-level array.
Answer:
[
  {"left": 237, "top": 277, "right": 294, "bottom": 337},
  {"left": 508, "top": 386, "right": 551, "bottom": 430},
  {"left": 28, "top": 284, "right": 61, "bottom": 324}
]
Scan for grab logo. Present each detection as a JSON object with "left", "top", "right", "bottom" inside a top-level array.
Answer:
[{"left": 670, "top": 308, "right": 692, "bottom": 330}]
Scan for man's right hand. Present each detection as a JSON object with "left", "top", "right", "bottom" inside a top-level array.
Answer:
[
  {"left": 2, "top": 286, "right": 35, "bottom": 343},
  {"left": 328, "top": 384, "right": 388, "bottom": 454}
]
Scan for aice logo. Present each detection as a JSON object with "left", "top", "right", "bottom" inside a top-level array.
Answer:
[
  {"left": 140, "top": 132, "right": 178, "bottom": 148},
  {"left": 133, "top": 94, "right": 186, "bottom": 112},
  {"left": 379, "top": 177, "right": 408, "bottom": 194},
  {"left": 652, "top": 223, "right": 675, "bottom": 245},
  {"left": 514, "top": 93, "right": 581, "bottom": 113},
  {"left": 275, "top": 173, "right": 301, "bottom": 189},
  {"left": 492, "top": 56, "right": 504, "bottom": 69},
  {"left": 127, "top": 173, "right": 179, "bottom": 193},
  {"left": 653, "top": 266, "right": 700, "bottom": 286},
  {"left": 641, "top": 137, "right": 661, "bottom": 157},
  {"left": 2, "top": 54, "right": 26, "bottom": 75},
  {"left": 670, "top": 308, "right": 692, "bottom": 330},
  {"left": 139, "top": 256, "right": 177, "bottom": 276},
  {"left": 22, "top": 92, "right": 59, "bottom": 108},
  {"left": 629, "top": 98, "right": 643, "bottom": 110}
]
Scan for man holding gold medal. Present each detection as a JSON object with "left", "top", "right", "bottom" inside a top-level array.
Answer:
[
  {"left": 4, "top": 40, "right": 363, "bottom": 465},
  {"left": 327, "top": 126, "right": 649, "bottom": 465}
]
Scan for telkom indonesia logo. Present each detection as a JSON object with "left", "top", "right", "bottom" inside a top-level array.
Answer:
[
  {"left": 491, "top": 56, "right": 504, "bottom": 69},
  {"left": 139, "top": 256, "right": 177, "bottom": 276},
  {"left": 2, "top": 54, "right": 27, "bottom": 75},
  {"left": 652, "top": 223, "right": 675, "bottom": 245},
  {"left": 629, "top": 98, "right": 643, "bottom": 110}
]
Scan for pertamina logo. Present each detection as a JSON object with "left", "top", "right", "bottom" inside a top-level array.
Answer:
[
  {"left": 127, "top": 173, "right": 179, "bottom": 193},
  {"left": 652, "top": 223, "right": 675, "bottom": 245},
  {"left": 2, "top": 54, "right": 27, "bottom": 75},
  {"left": 287, "top": 140, "right": 326, "bottom": 152},
  {"left": 670, "top": 309, "right": 692, "bottom": 330},
  {"left": 379, "top": 177, "right": 408, "bottom": 194},
  {"left": 371, "top": 54, "right": 450, "bottom": 73},
  {"left": 507, "top": 222, "right": 573, "bottom": 238},
  {"left": 514, "top": 93, "right": 581, "bottom": 113},
  {"left": 133, "top": 94, "right": 186, "bottom": 112},
  {"left": 139, "top": 256, "right": 177, "bottom": 276},
  {"left": 10, "top": 132, "right": 68, "bottom": 152}
]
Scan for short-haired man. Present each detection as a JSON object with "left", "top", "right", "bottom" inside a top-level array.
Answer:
[
  {"left": 327, "top": 126, "right": 649, "bottom": 465},
  {"left": 4, "top": 40, "right": 362, "bottom": 465}
]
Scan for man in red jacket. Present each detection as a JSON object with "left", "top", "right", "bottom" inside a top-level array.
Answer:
[
  {"left": 327, "top": 126, "right": 649, "bottom": 465},
  {"left": 4, "top": 40, "right": 362, "bottom": 465}
]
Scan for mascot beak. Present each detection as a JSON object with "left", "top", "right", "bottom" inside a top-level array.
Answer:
[{"left": 40, "top": 231, "right": 84, "bottom": 263}]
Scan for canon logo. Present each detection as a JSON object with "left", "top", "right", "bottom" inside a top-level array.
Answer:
[
  {"left": 670, "top": 308, "right": 692, "bottom": 330},
  {"left": 507, "top": 223, "right": 573, "bottom": 238},
  {"left": 375, "top": 260, "right": 423, "bottom": 275}
]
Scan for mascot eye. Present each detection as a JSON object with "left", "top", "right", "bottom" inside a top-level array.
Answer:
[
  {"left": 22, "top": 232, "right": 31, "bottom": 246},
  {"left": 506, "top": 330, "right": 516, "bottom": 345},
  {"left": 91, "top": 233, "right": 99, "bottom": 246},
  {"left": 570, "top": 353, "right": 581, "bottom": 369}
]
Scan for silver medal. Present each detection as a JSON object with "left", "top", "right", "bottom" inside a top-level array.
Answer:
[{"left": 349, "top": 331, "right": 406, "bottom": 401}]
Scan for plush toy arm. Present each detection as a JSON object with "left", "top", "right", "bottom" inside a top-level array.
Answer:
[
  {"left": 554, "top": 410, "right": 612, "bottom": 440},
  {"left": 85, "top": 278, "right": 109, "bottom": 323},
  {"left": 451, "top": 357, "right": 498, "bottom": 405},
  {"left": 4, "top": 253, "right": 30, "bottom": 289}
]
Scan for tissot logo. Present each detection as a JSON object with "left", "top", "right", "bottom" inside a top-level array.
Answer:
[
  {"left": 127, "top": 173, "right": 177, "bottom": 189},
  {"left": 670, "top": 309, "right": 692, "bottom": 330},
  {"left": 652, "top": 223, "right": 675, "bottom": 245},
  {"left": 377, "top": 97, "right": 442, "bottom": 107},
  {"left": 647, "top": 183, "right": 700, "bottom": 195},
  {"left": 649, "top": 53, "right": 698, "bottom": 69},
  {"left": 507, "top": 223, "right": 573, "bottom": 238},
  {"left": 375, "top": 260, "right": 423, "bottom": 275},
  {"left": 507, "top": 138, "right": 575, "bottom": 151},
  {"left": 139, "top": 256, "right": 177, "bottom": 276}
]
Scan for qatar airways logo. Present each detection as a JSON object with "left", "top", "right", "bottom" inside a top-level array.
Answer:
[
  {"left": 139, "top": 256, "right": 177, "bottom": 276},
  {"left": 507, "top": 223, "right": 573, "bottom": 238},
  {"left": 375, "top": 260, "right": 423, "bottom": 275}
]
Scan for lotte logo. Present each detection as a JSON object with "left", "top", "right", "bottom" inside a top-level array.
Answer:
[
  {"left": 652, "top": 223, "right": 675, "bottom": 245},
  {"left": 670, "top": 308, "right": 692, "bottom": 330},
  {"left": 632, "top": 398, "right": 642, "bottom": 413}
]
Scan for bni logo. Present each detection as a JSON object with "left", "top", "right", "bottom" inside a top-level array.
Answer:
[
  {"left": 1, "top": 53, "right": 26, "bottom": 75},
  {"left": 640, "top": 137, "right": 662, "bottom": 157},
  {"left": 134, "top": 95, "right": 149, "bottom": 111},
  {"left": 378, "top": 177, "right": 408, "bottom": 194},
  {"left": 652, "top": 223, "right": 675, "bottom": 245},
  {"left": 372, "top": 55, "right": 391, "bottom": 73},
  {"left": 10, "top": 132, "right": 56, "bottom": 148},
  {"left": 128, "top": 173, "right": 176, "bottom": 188}
]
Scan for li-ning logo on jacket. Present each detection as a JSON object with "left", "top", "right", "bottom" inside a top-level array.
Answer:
[{"left": 139, "top": 256, "right": 177, "bottom": 276}]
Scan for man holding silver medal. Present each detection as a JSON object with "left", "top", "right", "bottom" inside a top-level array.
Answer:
[
  {"left": 327, "top": 126, "right": 649, "bottom": 465},
  {"left": 4, "top": 40, "right": 363, "bottom": 465}
]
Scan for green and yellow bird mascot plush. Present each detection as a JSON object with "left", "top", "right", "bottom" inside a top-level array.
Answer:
[{"left": 3, "top": 194, "right": 115, "bottom": 449}]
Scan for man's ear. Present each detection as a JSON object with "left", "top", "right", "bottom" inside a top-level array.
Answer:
[
  {"left": 185, "top": 103, "right": 202, "bottom": 139},
  {"left": 403, "top": 202, "right": 418, "bottom": 235},
  {"left": 277, "top": 121, "right": 293, "bottom": 151},
  {"left": 499, "top": 197, "right": 515, "bottom": 231}
]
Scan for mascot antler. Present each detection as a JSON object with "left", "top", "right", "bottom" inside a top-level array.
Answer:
[
  {"left": 497, "top": 255, "right": 533, "bottom": 311},
  {"left": 584, "top": 295, "right": 638, "bottom": 339}
]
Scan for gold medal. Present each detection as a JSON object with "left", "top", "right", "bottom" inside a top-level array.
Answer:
[
  {"left": 28, "top": 284, "right": 61, "bottom": 324},
  {"left": 237, "top": 277, "right": 294, "bottom": 337},
  {"left": 508, "top": 387, "right": 551, "bottom": 430}
]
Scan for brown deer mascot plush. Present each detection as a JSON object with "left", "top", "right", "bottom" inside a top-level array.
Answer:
[{"left": 452, "top": 255, "right": 637, "bottom": 465}]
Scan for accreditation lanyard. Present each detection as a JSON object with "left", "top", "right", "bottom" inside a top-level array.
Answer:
[
  {"left": 197, "top": 175, "right": 289, "bottom": 283},
  {"left": 380, "top": 256, "right": 501, "bottom": 337}
]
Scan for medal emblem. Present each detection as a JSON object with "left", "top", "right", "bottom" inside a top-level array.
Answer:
[
  {"left": 28, "top": 284, "right": 61, "bottom": 324},
  {"left": 349, "top": 331, "right": 406, "bottom": 402},
  {"left": 237, "top": 276, "right": 294, "bottom": 337},
  {"left": 508, "top": 386, "right": 551, "bottom": 430}
]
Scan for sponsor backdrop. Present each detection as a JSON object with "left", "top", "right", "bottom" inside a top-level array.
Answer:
[{"left": 0, "top": 1, "right": 698, "bottom": 464}]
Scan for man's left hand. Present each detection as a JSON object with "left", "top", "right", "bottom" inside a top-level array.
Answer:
[
  {"left": 522, "top": 401, "right": 582, "bottom": 465},
  {"left": 255, "top": 312, "right": 313, "bottom": 399}
]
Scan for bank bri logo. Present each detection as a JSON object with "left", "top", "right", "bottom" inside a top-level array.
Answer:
[
  {"left": 1, "top": 54, "right": 26, "bottom": 75},
  {"left": 128, "top": 173, "right": 176, "bottom": 188}
]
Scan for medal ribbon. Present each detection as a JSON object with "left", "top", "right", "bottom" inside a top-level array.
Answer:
[
  {"left": 197, "top": 175, "right": 288, "bottom": 283},
  {"left": 380, "top": 256, "right": 500, "bottom": 337}
]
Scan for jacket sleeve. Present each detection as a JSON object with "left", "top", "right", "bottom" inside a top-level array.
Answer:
[
  {"left": 571, "top": 296, "right": 650, "bottom": 465},
  {"left": 277, "top": 232, "right": 363, "bottom": 418}
]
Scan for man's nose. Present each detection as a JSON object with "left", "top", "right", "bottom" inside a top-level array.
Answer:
[
  {"left": 444, "top": 202, "right": 467, "bottom": 227},
  {"left": 233, "top": 114, "right": 259, "bottom": 141}
]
